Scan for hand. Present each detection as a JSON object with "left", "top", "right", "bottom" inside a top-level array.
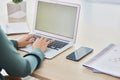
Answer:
[
  {"left": 18, "top": 34, "right": 37, "bottom": 48},
  {"left": 32, "top": 37, "right": 53, "bottom": 52}
]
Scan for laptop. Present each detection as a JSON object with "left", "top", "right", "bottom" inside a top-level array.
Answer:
[{"left": 20, "top": 0, "right": 81, "bottom": 59}]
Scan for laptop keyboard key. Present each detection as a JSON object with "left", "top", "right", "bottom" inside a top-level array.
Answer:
[{"left": 48, "top": 40, "right": 68, "bottom": 50}]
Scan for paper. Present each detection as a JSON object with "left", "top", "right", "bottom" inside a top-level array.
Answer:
[
  {"left": 1, "top": 22, "right": 29, "bottom": 34},
  {"left": 83, "top": 44, "right": 120, "bottom": 78}
]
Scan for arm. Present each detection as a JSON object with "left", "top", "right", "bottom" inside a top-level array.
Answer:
[
  {"left": 10, "top": 39, "right": 44, "bottom": 71},
  {"left": 0, "top": 28, "right": 52, "bottom": 77},
  {"left": 0, "top": 28, "right": 43, "bottom": 77}
]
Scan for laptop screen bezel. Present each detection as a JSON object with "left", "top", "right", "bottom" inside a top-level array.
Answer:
[{"left": 33, "top": 0, "right": 80, "bottom": 43}]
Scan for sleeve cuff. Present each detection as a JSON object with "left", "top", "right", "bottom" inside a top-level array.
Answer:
[
  {"left": 10, "top": 40, "right": 19, "bottom": 49},
  {"left": 31, "top": 48, "right": 45, "bottom": 61},
  {"left": 24, "top": 48, "right": 45, "bottom": 70}
]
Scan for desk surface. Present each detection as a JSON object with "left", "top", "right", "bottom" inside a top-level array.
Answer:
[
  {"left": 2, "top": 0, "right": 120, "bottom": 80},
  {"left": 9, "top": 32, "right": 120, "bottom": 80},
  {"left": 9, "top": 33, "right": 120, "bottom": 80}
]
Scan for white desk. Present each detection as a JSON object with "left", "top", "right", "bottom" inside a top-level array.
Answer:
[{"left": 1, "top": 0, "right": 120, "bottom": 80}]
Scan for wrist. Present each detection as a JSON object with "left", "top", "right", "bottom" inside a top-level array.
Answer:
[{"left": 17, "top": 41, "right": 23, "bottom": 48}]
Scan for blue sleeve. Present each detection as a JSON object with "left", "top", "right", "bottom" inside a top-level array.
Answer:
[
  {"left": 0, "top": 27, "right": 45, "bottom": 77},
  {"left": 24, "top": 48, "right": 45, "bottom": 70},
  {"left": 10, "top": 40, "right": 19, "bottom": 49}
]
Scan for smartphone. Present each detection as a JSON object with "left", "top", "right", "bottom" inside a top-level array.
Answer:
[{"left": 66, "top": 47, "right": 93, "bottom": 61}]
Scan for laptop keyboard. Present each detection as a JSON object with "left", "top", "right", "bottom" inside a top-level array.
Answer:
[
  {"left": 48, "top": 40, "right": 68, "bottom": 50},
  {"left": 35, "top": 34, "right": 68, "bottom": 50}
]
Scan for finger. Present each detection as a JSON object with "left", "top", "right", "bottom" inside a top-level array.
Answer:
[
  {"left": 29, "top": 34, "right": 37, "bottom": 38},
  {"left": 42, "top": 37, "right": 47, "bottom": 40},
  {"left": 28, "top": 34, "right": 35, "bottom": 38},
  {"left": 46, "top": 39, "right": 54, "bottom": 43},
  {"left": 39, "top": 37, "right": 44, "bottom": 40},
  {"left": 25, "top": 34, "right": 33, "bottom": 40},
  {"left": 26, "top": 35, "right": 37, "bottom": 41},
  {"left": 34, "top": 38, "right": 39, "bottom": 42},
  {"left": 46, "top": 40, "right": 53, "bottom": 44},
  {"left": 50, "top": 40, "right": 54, "bottom": 43},
  {"left": 40, "top": 37, "right": 47, "bottom": 41},
  {"left": 33, "top": 35, "right": 37, "bottom": 39}
]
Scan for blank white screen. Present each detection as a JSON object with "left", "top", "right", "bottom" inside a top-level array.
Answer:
[{"left": 36, "top": 1, "right": 77, "bottom": 38}]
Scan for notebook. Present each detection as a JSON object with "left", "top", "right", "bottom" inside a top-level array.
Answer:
[
  {"left": 20, "top": 0, "right": 81, "bottom": 59},
  {"left": 1, "top": 23, "right": 29, "bottom": 35},
  {"left": 83, "top": 44, "right": 120, "bottom": 78}
]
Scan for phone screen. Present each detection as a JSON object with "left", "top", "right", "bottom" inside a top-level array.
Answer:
[{"left": 66, "top": 47, "right": 93, "bottom": 61}]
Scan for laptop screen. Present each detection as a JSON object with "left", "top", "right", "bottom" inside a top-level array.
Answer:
[{"left": 35, "top": 1, "right": 78, "bottom": 39}]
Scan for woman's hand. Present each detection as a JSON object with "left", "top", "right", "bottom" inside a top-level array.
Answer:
[
  {"left": 18, "top": 34, "right": 37, "bottom": 48},
  {"left": 32, "top": 37, "right": 53, "bottom": 52}
]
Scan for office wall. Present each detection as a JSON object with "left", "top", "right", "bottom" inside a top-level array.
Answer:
[
  {"left": 86, "top": 0, "right": 120, "bottom": 4},
  {"left": 77, "top": 0, "right": 120, "bottom": 48}
]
